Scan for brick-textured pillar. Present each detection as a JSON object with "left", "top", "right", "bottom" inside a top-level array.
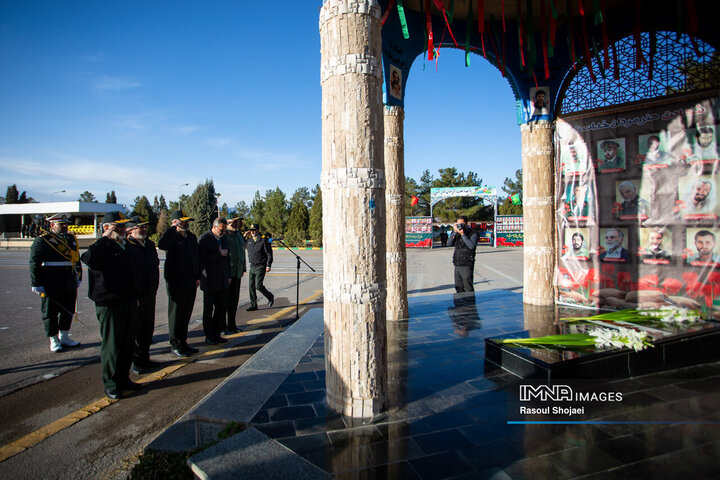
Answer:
[
  {"left": 384, "top": 106, "right": 409, "bottom": 321},
  {"left": 320, "top": 0, "right": 387, "bottom": 418},
  {"left": 521, "top": 121, "right": 555, "bottom": 306}
]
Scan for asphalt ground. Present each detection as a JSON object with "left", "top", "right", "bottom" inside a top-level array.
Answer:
[{"left": 0, "top": 245, "right": 523, "bottom": 479}]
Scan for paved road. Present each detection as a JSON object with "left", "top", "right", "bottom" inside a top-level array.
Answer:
[{"left": 0, "top": 245, "right": 522, "bottom": 479}]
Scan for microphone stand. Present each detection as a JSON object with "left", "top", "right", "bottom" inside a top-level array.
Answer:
[{"left": 273, "top": 238, "right": 316, "bottom": 320}]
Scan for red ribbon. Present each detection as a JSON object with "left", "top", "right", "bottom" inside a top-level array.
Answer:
[
  {"left": 478, "top": 0, "right": 485, "bottom": 33},
  {"left": 600, "top": 0, "right": 609, "bottom": 69},
  {"left": 532, "top": 70, "right": 539, "bottom": 89},
  {"left": 578, "top": 0, "right": 585, "bottom": 15},
  {"left": 381, "top": 0, "right": 396, "bottom": 26},
  {"left": 427, "top": 0, "right": 434, "bottom": 60},
  {"left": 432, "top": 0, "right": 459, "bottom": 48},
  {"left": 518, "top": 0, "right": 525, "bottom": 67},
  {"left": 481, "top": 31, "right": 487, "bottom": 57}
]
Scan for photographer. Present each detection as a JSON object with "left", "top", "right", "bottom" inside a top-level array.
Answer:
[{"left": 448, "top": 215, "right": 479, "bottom": 293}]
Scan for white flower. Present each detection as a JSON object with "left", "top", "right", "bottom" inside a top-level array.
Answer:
[
  {"left": 638, "top": 306, "right": 701, "bottom": 324},
  {"left": 588, "top": 326, "right": 650, "bottom": 352}
]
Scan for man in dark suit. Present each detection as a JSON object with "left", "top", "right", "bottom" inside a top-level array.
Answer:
[
  {"left": 158, "top": 210, "right": 200, "bottom": 357},
  {"left": 125, "top": 216, "right": 160, "bottom": 373},
  {"left": 198, "top": 217, "right": 231, "bottom": 344}
]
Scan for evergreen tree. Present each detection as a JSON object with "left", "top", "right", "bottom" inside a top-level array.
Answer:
[
  {"left": 153, "top": 194, "right": 168, "bottom": 213},
  {"left": 404, "top": 177, "right": 420, "bottom": 216},
  {"left": 309, "top": 185, "right": 322, "bottom": 246},
  {"left": 290, "top": 187, "right": 312, "bottom": 209},
  {"left": 132, "top": 195, "right": 158, "bottom": 235},
  {"left": 169, "top": 194, "right": 189, "bottom": 213},
  {"left": 263, "top": 187, "right": 288, "bottom": 235},
  {"left": 235, "top": 201, "right": 250, "bottom": 220},
  {"left": 498, "top": 169, "right": 523, "bottom": 215},
  {"left": 185, "top": 180, "right": 217, "bottom": 237},
  {"left": 220, "top": 202, "right": 229, "bottom": 219},
  {"left": 105, "top": 191, "right": 117, "bottom": 203},
  {"left": 285, "top": 198, "right": 310, "bottom": 246},
  {"left": 156, "top": 209, "right": 170, "bottom": 237},
  {"left": 4, "top": 185, "right": 19, "bottom": 204},
  {"left": 248, "top": 190, "right": 265, "bottom": 229},
  {"left": 417, "top": 169, "right": 434, "bottom": 216},
  {"left": 78, "top": 191, "right": 97, "bottom": 203}
]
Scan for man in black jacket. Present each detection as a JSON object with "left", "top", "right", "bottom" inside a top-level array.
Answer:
[
  {"left": 244, "top": 224, "right": 274, "bottom": 311},
  {"left": 125, "top": 217, "right": 160, "bottom": 373},
  {"left": 81, "top": 211, "right": 140, "bottom": 400},
  {"left": 448, "top": 216, "right": 479, "bottom": 293},
  {"left": 198, "top": 217, "right": 230, "bottom": 344},
  {"left": 29, "top": 213, "right": 82, "bottom": 352},
  {"left": 158, "top": 210, "right": 200, "bottom": 357}
]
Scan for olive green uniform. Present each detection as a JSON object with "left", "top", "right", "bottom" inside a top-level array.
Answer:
[
  {"left": 224, "top": 229, "right": 246, "bottom": 330},
  {"left": 29, "top": 232, "right": 81, "bottom": 337}
]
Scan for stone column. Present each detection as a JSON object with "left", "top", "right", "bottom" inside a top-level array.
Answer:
[
  {"left": 384, "top": 105, "right": 409, "bottom": 321},
  {"left": 320, "top": 0, "right": 387, "bottom": 418},
  {"left": 521, "top": 120, "right": 555, "bottom": 306}
]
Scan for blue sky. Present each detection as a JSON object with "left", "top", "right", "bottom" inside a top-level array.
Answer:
[{"left": 0, "top": 1, "right": 521, "bottom": 209}]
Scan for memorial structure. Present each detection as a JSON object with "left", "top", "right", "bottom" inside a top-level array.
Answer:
[{"left": 320, "top": 0, "right": 720, "bottom": 417}]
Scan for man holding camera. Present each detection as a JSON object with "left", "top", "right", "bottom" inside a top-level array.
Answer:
[
  {"left": 448, "top": 215, "right": 479, "bottom": 293},
  {"left": 244, "top": 224, "right": 274, "bottom": 311}
]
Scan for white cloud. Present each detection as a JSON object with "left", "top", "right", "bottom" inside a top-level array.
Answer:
[
  {"left": 170, "top": 125, "right": 201, "bottom": 136},
  {"left": 204, "top": 137, "right": 233, "bottom": 148},
  {"left": 95, "top": 75, "right": 141, "bottom": 91}
]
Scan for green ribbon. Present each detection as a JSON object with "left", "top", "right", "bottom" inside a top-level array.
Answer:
[
  {"left": 593, "top": 0, "right": 602, "bottom": 25},
  {"left": 397, "top": 0, "right": 410, "bottom": 39},
  {"left": 549, "top": 0, "right": 559, "bottom": 18},
  {"left": 465, "top": 0, "right": 472, "bottom": 66},
  {"left": 448, "top": 0, "right": 455, "bottom": 23}
]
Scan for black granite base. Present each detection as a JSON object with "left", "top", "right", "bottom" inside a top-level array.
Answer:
[{"left": 485, "top": 321, "right": 720, "bottom": 380}]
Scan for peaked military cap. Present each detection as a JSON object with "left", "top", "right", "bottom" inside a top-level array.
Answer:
[
  {"left": 126, "top": 215, "right": 149, "bottom": 229},
  {"left": 248, "top": 223, "right": 260, "bottom": 231},
  {"left": 171, "top": 210, "right": 194, "bottom": 222},
  {"left": 47, "top": 213, "right": 71, "bottom": 223},
  {"left": 101, "top": 211, "right": 131, "bottom": 225},
  {"left": 600, "top": 140, "right": 620, "bottom": 149}
]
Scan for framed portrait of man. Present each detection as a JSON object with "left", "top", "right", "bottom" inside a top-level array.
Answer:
[
  {"left": 638, "top": 132, "right": 676, "bottom": 169},
  {"left": 389, "top": 65, "right": 403, "bottom": 100},
  {"left": 675, "top": 175, "right": 719, "bottom": 220},
  {"left": 529, "top": 86, "right": 550, "bottom": 118},
  {"left": 685, "top": 228, "right": 720, "bottom": 266},
  {"left": 599, "top": 227, "right": 630, "bottom": 263},
  {"left": 596, "top": 138, "right": 626, "bottom": 172},
  {"left": 563, "top": 182, "right": 594, "bottom": 221},
  {"left": 687, "top": 124, "right": 719, "bottom": 165},
  {"left": 614, "top": 179, "right": 650, "bottom": 221},
  {"left": 638, "top": 227, "right": 672, "bottom": 264},
  {"left": 562, "top": 228, "right": 591, "bottom": 261},
  {"left": 561, "top": 140, "right": 588, "bottom": 177}
]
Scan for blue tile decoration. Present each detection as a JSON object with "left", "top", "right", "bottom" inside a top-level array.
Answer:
[{"left": 245, "top": 290, "right": 720, "bottom": 478}]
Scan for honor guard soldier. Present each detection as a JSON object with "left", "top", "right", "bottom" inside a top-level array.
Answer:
[
  {"left": 125, "top": 216, "right": 160, "bottom": 373},
  {"left": 29, "top": 213, "right": 82, "bottom": 352},
  {"left": 81, "top": 211, "right": 141, "bottom": 400},
  {"left": 158, "top": 210, "right": 200, "bottom": 357}
]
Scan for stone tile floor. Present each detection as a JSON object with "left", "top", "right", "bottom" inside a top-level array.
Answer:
[{"left": 249, "top": 290, "right": 720, "bottom": 479}]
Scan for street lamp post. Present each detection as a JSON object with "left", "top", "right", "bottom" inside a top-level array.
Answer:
[{"left": 51, "top": 190, "right": 66, "bottom": 202}]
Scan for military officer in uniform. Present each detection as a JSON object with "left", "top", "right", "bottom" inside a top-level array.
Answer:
[
  {"left": 224, "top": 215, "right": 246, "bottom": 333},
  {"left": 81, "top": 211, "right": 141, "bottom": 400},
  {"left": 29, "top": 213, "right": 82, "bottom": 352},
  {"left": 125, "top": 216, "right": 160, "bottom": 373},
  {"left": 244, "top": 224, "right": 274, "bottom": 311},
  {"left": 158, "top": 210, "right": 200, "bottom": 357}
]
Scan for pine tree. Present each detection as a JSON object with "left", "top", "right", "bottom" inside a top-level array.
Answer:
[
  {"left": 263, "top": 187, "right": 288, "bottom": 235},
  {"left": 185, "top": 180, "right": 216, "bottom": 237},
  {"left": 156, "top": 209, "right": 170, "bottom": 237},
  {"left": 499, "top": 169, "right": 523, "bottom": 215},
  {"left": 106, "top": 191, "right": 117, "bottom": 203},
  {"left": 78, "top": 191, "right": 97, "bottom": 203},
  {"left": 4, "top": 185, "right": 19, "bottom": 204},
  {"left": 132, "top": 195, "right": 159, "bottom": 235},
  {"left": 309, "top": 185, "right": 323, "bottom": 246},
  {"left": 248, "top": 191, "right": 264, "bottom": 228},
  {"left": 285, "top": 199, "right": 310, "bottom": 246},
  {"left": 235, "top": 201, "right": 250, "bottom": 220}
]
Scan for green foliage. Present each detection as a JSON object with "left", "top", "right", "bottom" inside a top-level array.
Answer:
[
  {"left": 78, "top": 191, "right": 98, "bottom": 202},
  {"left": 156, "top": 210, "right": 170, "bottom": 237},
  {"left": 220, "top": 202, "right": 229, "bottom": 219},
  {"left": 132, "top": 195, "right": 159, "bottom": 235},
  {"left": 5, "top": 185, "right": 20, "bottom": 204},
  {"left": 248, "top": 191, "right": 264, "bottom": 227},
  {"left": 290, "top": 186, "right": 312, "bottom": 209},
  {"left": 404, "top": 177, "right": 420, "bottom": 216},
  {"left": 499, "top": 169, "right": 523, "bottom": 215},
  {"left": 309, "top": 185, "right": 322, "bottom": 246},
  {"left": 285, "top": 199, "right": 310, "bottom": 246},
  {"left": 169, "top": 194, "right": 189, "bottom": 213},
  {"left": 185, "top": 180, "right": 217, "bottom": 237},
  {"left": 262, "top": 187, "right": 288, "bottom": 235},
  {"left": 153, "top": 194, "right": 168, "bottom": 213},
  {"left": 105, "top": 191, "right": 117, "bottom": 203},
  {"left": 235, "top": 201, "right": 250, "bottom": 220}
]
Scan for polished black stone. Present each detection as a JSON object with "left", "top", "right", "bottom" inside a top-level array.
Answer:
[{"left": 244, "top": 290, "right": 720, "bottom": 478}]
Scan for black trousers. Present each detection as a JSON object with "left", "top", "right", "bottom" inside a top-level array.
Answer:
[
  {"left": 133, "top": 293, "right": 156, "bottom": 365},
  {"left": 167, "top": 282, "right": 197, "bottom": 348},
  {"left": 454, "top": 264, "right": 475, "bottom": 293},
  {"left": 96, "top": 300, "right": 136, "bottom": 390},
  {"left": 225, "top": 277, "right": 242, "bottom": 330},
  {"left": 248, "top": 265, "right": 273, "bottom": 307},
  {"left": 41, "top": 289, "right": 76, "bottom": 337},
  {"left": 203, "top": 290, "right": 227, "bottom": 339}
]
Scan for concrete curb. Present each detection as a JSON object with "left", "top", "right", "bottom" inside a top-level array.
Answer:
[{"left": 146, "top": 307, "right": 325, "bottom": 452}]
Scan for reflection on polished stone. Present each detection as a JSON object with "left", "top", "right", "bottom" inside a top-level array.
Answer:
[{"left": 250, "top": 290, "right": 720, "bottom": 478}]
